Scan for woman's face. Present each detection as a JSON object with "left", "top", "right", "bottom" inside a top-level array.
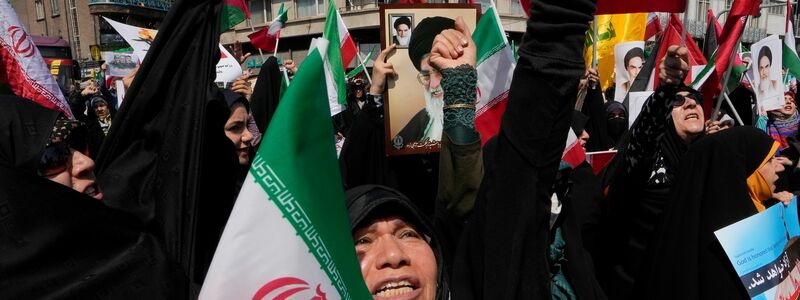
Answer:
[
  {"left": 225, "top": 102, "right": 253, "bottom": 165},
  {"left": 42, "top": 148, "right": 103, "bottom": 200},
  {"left": 781, "top": 94, "right": 796, "bottom": 115},
  {"left": 759, "top": 157, "right": 785, "bottom": 193},
  {"left": 353, "top": 216, "right": 437, "bottom": 300},
  {"left": 671, "top": 91, "right": 705, "bottom": 143}
]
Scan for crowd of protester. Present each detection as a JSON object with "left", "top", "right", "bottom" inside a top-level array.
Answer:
[{"left": 4, "top": 0, "right": 800, "bottom": 299}]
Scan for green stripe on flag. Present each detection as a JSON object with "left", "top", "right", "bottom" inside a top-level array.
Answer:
[
  {"left": 784, "top": 42, "right": 800, "bottom": 79},
  {"left": 251, "top": 47, "right": 371, "bottom": 300},
  {"left": 346, "top": 47, "right": 375, "bottom": 78},
  {"left": 323, "top": 0, "right": 347, "bottom": 107},
  {"left": 474, "top": 7, "right": 507, "bottom": 65},
  {"left": 220, "top": 3, "right": 247, "bottom": 31}
]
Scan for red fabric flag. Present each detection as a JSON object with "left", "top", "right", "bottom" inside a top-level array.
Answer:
[
  {"left": 248, "top": 26, "right": 279, "bottom": 52},
  {"left": 652, "top": 14, "right": 707, "bottom": 88},
  {"left": 701, "top": 14, "right": 748, "bottom": 119},
  {"left": 730, "top": 0, "right": 761, "bottom": 17},
  {"left": 645, "top": 13, "right": 663, "bottom": 40}
]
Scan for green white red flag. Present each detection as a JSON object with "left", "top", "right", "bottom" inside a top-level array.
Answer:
[
  {"left": 474, "top": 4, "right": 515, "bottom": 145},
  {"left": 0, "top": 0, "right": 72, "bottom": 118},
  {"left": 323, "top": 0, "right": 357, "bottom": 115},
  {"left": 248, "top": 3, "right": 288, "bottom": 52},
  {"left": 220, "top": 0, "right": 250, "bottom": 31},
  {"left": 784, "top": 20, "right": 800, "bottom": 80},
  {"left": 199, "top": 39, "right": 371, "bottom": 300}
]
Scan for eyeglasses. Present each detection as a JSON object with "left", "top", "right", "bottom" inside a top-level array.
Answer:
[
  {"left": 38, "top": 141, "right": 71, "bottom": 177},
  {"left": 37, "top": 123, "right": 88, "bottom": 177},
  {"left": 416, "top": 69, "right": 439, "bottom": 86},
  {"left": 672, "top": 92, "right": 703, "bottom": 107}
]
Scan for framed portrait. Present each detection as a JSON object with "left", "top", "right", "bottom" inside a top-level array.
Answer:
[
  {"left": 612, "top": 41, "right": 645, "bottom": 102},
  {"left": 380, "top": 4, "right": 481, "bottom": 155},
  {"left": 750, "top": 35, "right": 785, "bottom": 111}
]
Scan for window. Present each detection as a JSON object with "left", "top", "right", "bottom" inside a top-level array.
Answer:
[
  {"left": 51, "top": 0, "right": 60, "bottom": 16},
  {"left": 767, "top": 0, "right": 783, "bottom": 14},
  {"left": 35, "top": 0, "right": 45, "bottom": 20},
  {"left": 248, "top": 0, "right": 270, "bottom": 25},
  {"left": 696, "top": 0, "right": 709, "bottom": 25},
  {"left": 297, "top": 0, "right": 325, "bottom": 18}
]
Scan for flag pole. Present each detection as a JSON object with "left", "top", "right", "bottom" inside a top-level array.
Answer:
[
  {"left": 247, "top": 18, "right": 267, "bottom": 65},
  {"left": 591, "top": 15, "right": 598, "bottom": 90},
  {"left": 681, "top": 11, "right": 688, "bottom": 47},
  {"left": 273, "top": 35, "right": 280, "bottom": 58},
  {"left": 354, "top": 44, "right": 372, "bottom": 85},
  {"left": 711, "top": 17, "right": 747, "bottom": 121}
]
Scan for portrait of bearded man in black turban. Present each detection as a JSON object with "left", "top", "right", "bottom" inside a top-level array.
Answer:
[{"left": 393, "top": 16, "right": 456, "bottom": 149}]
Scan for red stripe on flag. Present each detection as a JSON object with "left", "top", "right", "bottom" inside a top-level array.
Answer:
[
  {"left": 562, "top": 142, "right": 586, "bottom": 169},
  {"left": 645, "top": 14, "right": 662, "bottom": 40},
  {"left": 0, "top": 39, "right": 70, "bottom": 117},
  {"left": 652, "top": 14, "right": 707, "bottom": 88},
  {"left": 475, "top": 95, "right": 508, "bottom": 145},
  {"left": 340, "top": 34, "right": 358, "bottom": 68},
  {"left": 249, "top": 26, "right": 279, "bottom": 52}
]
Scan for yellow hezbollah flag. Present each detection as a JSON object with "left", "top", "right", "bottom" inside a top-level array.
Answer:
[{"left": 585, "top": 13, "right": 646, "bottom": 91}]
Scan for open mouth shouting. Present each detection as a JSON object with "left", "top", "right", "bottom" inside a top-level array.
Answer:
[{"left": 373, "top": 278, "right": 422, "bottom": 299}]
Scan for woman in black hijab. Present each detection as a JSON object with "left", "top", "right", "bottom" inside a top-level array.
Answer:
[
  {"left": 642, "top": 126, "right": 784, "bottom": 299},
  {"left": 0, "top": 95, "right": 185, "bottom": 299},
  {"left": 346, "top": 185, "right": 449, "bottom": 300}
]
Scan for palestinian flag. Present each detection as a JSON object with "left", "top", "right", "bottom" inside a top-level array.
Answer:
[
  {"left": 322, "top": 0, "right": 357, "bottom": 115},
  {"left": 221, "top": 0, "right": 250, "bottom": 31},
  {"left": 0, "top": 1, "right": 72, "bottom": 119},
  {"left": 248, "top": 3, "right": 288, "bottom": 52},
  {"left": 652, "top": 13, "right": 707, "bottom": 88},
  {"left": 561, "top": 129, "right": 586, "bottom": 169},
  {"left": 199, "top": 39, "right": 371, "bottom": 300},
  {"left": 784, "top": 20, "right": 800, "bottom": 79},
  {"left": 474, "top": 4, "right": 516, "bottom": 145}
]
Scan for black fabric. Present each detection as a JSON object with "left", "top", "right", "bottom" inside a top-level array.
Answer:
[
  {"left": 339, "top": 95, "right": 388, "bottom": 189},
  {"left": 93, "top": 0, "right": 238, "bottom": 296},
  {"left": 452, "top": 0, "right": 599, "bottom": 298},
  {"left": 572, "top": 110, "right": 589, "bottom": 136},
  {"left": 583, "top": 85, "right": 615, "bottom": 151},
  {"left": 604, "top": 101, "right": 628, "bottom": 147},
  {"left": 703, "top": 14, "right": 718, "bottom": 62},
  {"left": 0, "top": 95, "right": 186, "bottom": 299},
  {"left": 408, "top": 17, "right": 455, "bottom": 72},
  {"left": 395, "top": 109, "right": 430, "bottom": 145},
  {"left": 249, "top": 56, "right": 282, "bottom": 134},
  {"left": 728, "top": 84, "right": 756, "bottom": 126},
  {"left": 345, "top": 185, "right": 449, "bottom": 300},
  {"left": 221, "top": 88, "right": 249, "bottom": 111},
  {"left": 641, "top": 126, "right": 775, "bottom": 299}
]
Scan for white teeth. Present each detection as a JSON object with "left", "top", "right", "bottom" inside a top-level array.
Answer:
[{"left": 375, "top": 280, "right": 414, "bottom": 297}]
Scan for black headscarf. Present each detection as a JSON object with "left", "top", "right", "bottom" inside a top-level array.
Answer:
[
  {"left": 408, "top": 17, "right": 455, "bottom": 72},
  {"left": 345, "top": 185, "right": 450, "bottom": 300},
  {"left": 250, "top": 56, "right": 282, "bottom": 134},
  {"left": 604, "top": 101, "right": 627, "bottom": 146},
  {"left": 641, "top": 126, "right": 777, "bottom": 299},
  {"left": 0, "top": 95, "right": 186, "bottom": 299}
]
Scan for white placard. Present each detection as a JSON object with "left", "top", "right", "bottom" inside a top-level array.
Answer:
[
  {"left": 628, "top": 91, "right": 654, "bottom": 128},
  {"left": 750, "top": 35, "right": 785, "bottom": 111},
  {"left": 103, "top": 52, "right": 139, "bottom": 77},
  {"left": 614, "top": 41, "right": 646, "bottom": 102}
]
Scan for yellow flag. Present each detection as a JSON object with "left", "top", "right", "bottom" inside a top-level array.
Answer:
[{"left": 585, "top": 13, "right": 646, "bottom": 91}]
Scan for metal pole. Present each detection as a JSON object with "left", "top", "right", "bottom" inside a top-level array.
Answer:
[
  {"left": 591, "top": 16, "right": 598, "bottom": 90},
  {"left": 712, "top": 17, "right": 748, "bottom": 120},
  {"left": 247, "top": 18, "right": 267, "bottom": 65},
  {"left": 355, "top": 46, "right": 372, "bottom": 84},
  {"left": 681, "top": 11, "right": 689, "bottom": 47}
]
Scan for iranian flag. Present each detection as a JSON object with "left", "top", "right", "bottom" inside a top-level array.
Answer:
[
  {"left": 322, "top": 0, "right": 357, "bottom": 115},
  {"left": 220, "top": 0, "right": 250, "bottom": 31},
  {"left": 784, "top": 21, "right": 800, "bottom": 79},
  {"left": 199, "top": 39, "right": 371, "bottom": 300},
  {"left": 0, "top": 1, "right": 72, "bottom": 119},
  {"left": 474, "top": 4, "right": 515, "bottom": 145},
  {"left": 248, "top": 3, "right": 288, "bottom": 52}
]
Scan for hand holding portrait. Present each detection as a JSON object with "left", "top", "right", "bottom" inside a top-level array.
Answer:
[{"left": 370, "top": 44, "right": 399, "bottom": 95}]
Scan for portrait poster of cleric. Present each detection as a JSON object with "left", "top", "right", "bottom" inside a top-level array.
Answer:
[
  {"left": 613, "top": 41, "right": 645, "bottom": 102},
  {"left": 380, "top": 4, "right": 480, "bottom": 155},
  {"left": 751, "top": 35, "right": 785, "bottom": 111}
]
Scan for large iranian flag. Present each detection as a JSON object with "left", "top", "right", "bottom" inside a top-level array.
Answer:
[
  {"left": 784, "top": 20, "right": 800, "bottom": 80},
  {"left": 0, "top": 1, "right": 72, "bottom": 119},
  {"left": 322, "top": 0, "right": 358, "bottom": 115},
  {"left": 474, "top": 5, "right": 515, "bottom": 145},
  {"left": 199, "top": 39, "right": 371, "bottom": 300}
]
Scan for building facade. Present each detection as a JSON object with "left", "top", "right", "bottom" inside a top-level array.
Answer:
[{"left": 10, "top": 0, "right": 97, "bottom": 62}]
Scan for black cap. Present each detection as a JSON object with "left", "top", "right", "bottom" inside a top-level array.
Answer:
[{"left": 408, "top": 17, "right": 455, "bottom": 72}]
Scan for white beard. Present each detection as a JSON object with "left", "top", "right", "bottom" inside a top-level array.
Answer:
[
  {"left": 759, "top": 79, "right": 772, "bottom": 94},
  {"left": 396, "top": 34, "right": 411, "bottom": 46},
  {"left": 422, "top": 89, "right": 443, "bottom": 141}
]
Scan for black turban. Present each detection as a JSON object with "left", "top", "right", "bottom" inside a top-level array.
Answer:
[
  {"left": 394, "top": 16, "right": 411, "bottom": 30},
  {"left": 408, "top": 16, "right": 455, "bottom": 71}
]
